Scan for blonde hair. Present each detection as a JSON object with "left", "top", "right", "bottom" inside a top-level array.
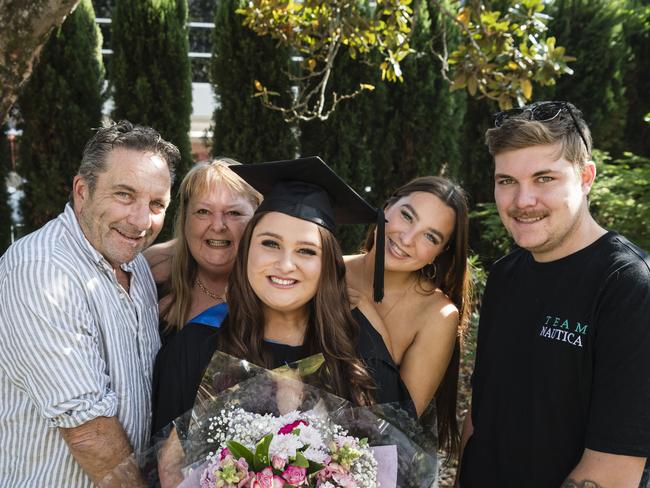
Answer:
[{"left": 161, "top": 159, "right": 262, "bottom": 332}]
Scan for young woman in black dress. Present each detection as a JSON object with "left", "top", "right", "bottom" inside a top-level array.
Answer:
[{"left": 345, "top": 176, "right": 472, "bottom": 457}]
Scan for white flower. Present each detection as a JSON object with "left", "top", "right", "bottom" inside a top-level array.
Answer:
[
  {"left": 302, "top": 446, "right": 329, "bottom": 464},
  {"left": 269, "top": 433, "right": 304, "bottom": 459},
  {"left": 297, "top": 424, "right": 324, "bottom": 448}
]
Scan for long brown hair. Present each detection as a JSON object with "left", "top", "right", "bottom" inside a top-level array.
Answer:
[
  {"left": 365, "top": 176, "right": 471, "bottom": 456},
  {"left": 219, "top": 212, "right": 376, "bottom": 406},
  {"left": 160, "top": 160, "right": 262, "bottom": 332}
]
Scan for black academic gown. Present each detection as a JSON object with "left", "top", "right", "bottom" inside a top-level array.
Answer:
[{"left": 151, "top": 307, "right": 414, "bottom": 436}]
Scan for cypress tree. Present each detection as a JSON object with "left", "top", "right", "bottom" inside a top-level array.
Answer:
[
  {"left": 0, "top": 125, "right": 11, "bottom": 253},
  {"left": 299, "top": 52, "right": 381, "bottom": 252},
  {"left": 300, "top": 0, "right": 467, "bottom": 251},
  {"left": 211, "top": 0, "right": 296, "bottom": 162},
  {"left": 541, "top": 0, "right": 628, "bottom": 155},
  {"left": 622, "top": 0, "right": 650, "bottom": 157},
  {"left": 16, "top": 0, "right": 104, "bottom": 232},
  {"left": 373, "top": 0, "right": 466, "bottom": 205},
  {"left": 111, "top": 0, "right": 193, "bottom": 239}
]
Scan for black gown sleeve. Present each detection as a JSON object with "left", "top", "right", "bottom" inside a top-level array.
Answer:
[
  {"left": 351, "top": 308, "right": 417, "bottom": 418},
  {"left": 151, "top": 325, "right": 220, "bottom": 436}
]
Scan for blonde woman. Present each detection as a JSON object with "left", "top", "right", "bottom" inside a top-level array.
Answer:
[{"left": 144, "top": 159, "right": 262, "bottom": 344}]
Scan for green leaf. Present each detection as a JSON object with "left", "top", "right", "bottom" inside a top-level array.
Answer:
[
  {"left": 297, "top": 354, "right": 325, "bottom": 376},
  {"left": 253, "top": 434, "right": 274, "bottom": 471},
  {"left": 467, "top": 75, "right": 478, "bottom": 96},
  {"left": 226, "top": 440, "right": 255, "bottom": 466},
  {"left": 307, "top": 460, "right": 325, "bottom": 475},
  {"left": 521, "top": 78, "right": 533, "bottom": 99},
  {"left": 293, "top": 451, "right": 310, "bottom": 468}
]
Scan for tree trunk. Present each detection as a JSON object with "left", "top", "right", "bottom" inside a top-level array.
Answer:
[{"left": 0, "top": 0, "right": 80, "bottom": 123}]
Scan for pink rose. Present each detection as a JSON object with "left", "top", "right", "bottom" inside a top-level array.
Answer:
[
  {"left": 316, "top": 463, "right": 345, "bottom": 481},
  {"left": 333, "top": 471, "right": 358, "bottom": 487},
  {"left": 250, "top": 467, "right": 284, "bottom": 488},
  {"left": 278, "top": 419, "right": 309, "bottom": 435},
  {"left": 238, "top": 471, "right": 255, "bottom": 488},
  {"left": 220, "top": 447, "right": 231, "bottom": 460},
  {"left": 271, "top": 454, "right": 287, "bottom": 471},
  {"left": 281, "top": 465, "right": 307, "bottom": 485}
]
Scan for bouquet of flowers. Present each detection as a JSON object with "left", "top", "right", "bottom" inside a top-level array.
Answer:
[
  {"left": 103, "top": 353, "right": 436, "bottom": 488},
  {"left": 199, "top": 408, "right": 378, "bottom": 488}
]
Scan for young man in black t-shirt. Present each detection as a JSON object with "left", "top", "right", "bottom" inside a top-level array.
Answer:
[{"left": 458, "top": 101, "right": 650, "bottom": 488}]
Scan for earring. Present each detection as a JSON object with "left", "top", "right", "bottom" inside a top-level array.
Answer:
[{"left": 422, "top": 261, "right": 437, "bottom": 280}]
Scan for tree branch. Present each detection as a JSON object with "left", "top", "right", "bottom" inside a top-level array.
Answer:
[{"left": 0, "top": 0, "right": 81, "bottom": 123}]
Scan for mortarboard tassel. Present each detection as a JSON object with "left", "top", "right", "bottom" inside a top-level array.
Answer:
[{"left": 373, "top": 209, "right": 385, "bottom": 303}]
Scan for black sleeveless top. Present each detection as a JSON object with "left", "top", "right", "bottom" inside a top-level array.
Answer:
[{"left": 150, "top": 308, "right": 415, "bottom": 435}]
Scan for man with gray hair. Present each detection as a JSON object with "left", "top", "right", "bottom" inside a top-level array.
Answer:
[
  {"left": 458, "top": 101, "right": 649, "bottom": 487},
  {"left": 0, "top": 120, "right": 179, "bottom": 486}
]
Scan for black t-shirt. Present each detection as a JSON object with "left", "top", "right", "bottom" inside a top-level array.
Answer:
[
  {"left": 460, "top": 232, "right": 650, "bottom": 487},
  {"left": 151, "top": 308, "right": 414, "bottom": 435}
]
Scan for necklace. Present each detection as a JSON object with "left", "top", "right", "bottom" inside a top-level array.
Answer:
[
  {"left": 362, "top": 253, "right": 413, "bottom": 319},
  {"left": 195, "top": 278, "right": 225, "bottom": 302},
  {"left": 381, "top": 284, "right": 412, "bottom": 319}
]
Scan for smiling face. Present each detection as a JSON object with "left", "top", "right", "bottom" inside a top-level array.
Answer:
[
  {"left": 494, "top": 143, "right": 596, "bottom": 261},
  {"left": 73, "top": 147, "right": 172, "bottom": 268},
  {"left": 383, "top": 191, "right": 456, "bottom": 272},
  {"left": 246, "top": 212, "right": 323, "bottom": 314},
  {"left": 185, "top": 185, "right": 256, "bottom": 275}
]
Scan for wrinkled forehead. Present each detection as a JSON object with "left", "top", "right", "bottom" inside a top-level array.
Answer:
[{"left": 102, "top": 149, "right": 171, "bottom": 187}]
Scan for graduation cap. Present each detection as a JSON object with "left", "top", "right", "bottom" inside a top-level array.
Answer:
[{"left": 230, "top": 156, "right": 385, "bottom": 302}]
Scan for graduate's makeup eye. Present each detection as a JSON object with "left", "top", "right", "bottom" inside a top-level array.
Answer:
[
  {"left": 261, "top": 239, "right": 280, "bottom": 249},
  {"left": 297, "top": 248, "right": 317, "bottom": 256},
  {"left": 400, "top": 209, "right": 413, "bottom": 222}
]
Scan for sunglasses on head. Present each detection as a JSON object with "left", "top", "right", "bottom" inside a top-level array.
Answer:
[{"left": 493, "top": 101, "right": 590, "bottom": 156}]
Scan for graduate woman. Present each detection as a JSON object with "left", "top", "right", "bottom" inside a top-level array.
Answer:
[{"left": 151, "top": 157, "right": 414, "bottom": 439}]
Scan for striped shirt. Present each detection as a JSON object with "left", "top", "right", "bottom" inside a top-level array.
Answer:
[{"left": 0, "top": 204, "right": 161, "bottom": 487}]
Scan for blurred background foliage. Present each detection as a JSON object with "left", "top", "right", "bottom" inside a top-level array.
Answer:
[{"left": 3, "top": 0, "right": 650, "bottom": 271}]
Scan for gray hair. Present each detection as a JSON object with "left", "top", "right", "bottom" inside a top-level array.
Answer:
[{"left": 78, "top": 120, "right": 180, "bottom": 193}]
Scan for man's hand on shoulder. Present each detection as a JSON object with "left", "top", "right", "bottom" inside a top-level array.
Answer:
[{"left": 143, "top": 239, "right": 176, "bottom": 284}]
